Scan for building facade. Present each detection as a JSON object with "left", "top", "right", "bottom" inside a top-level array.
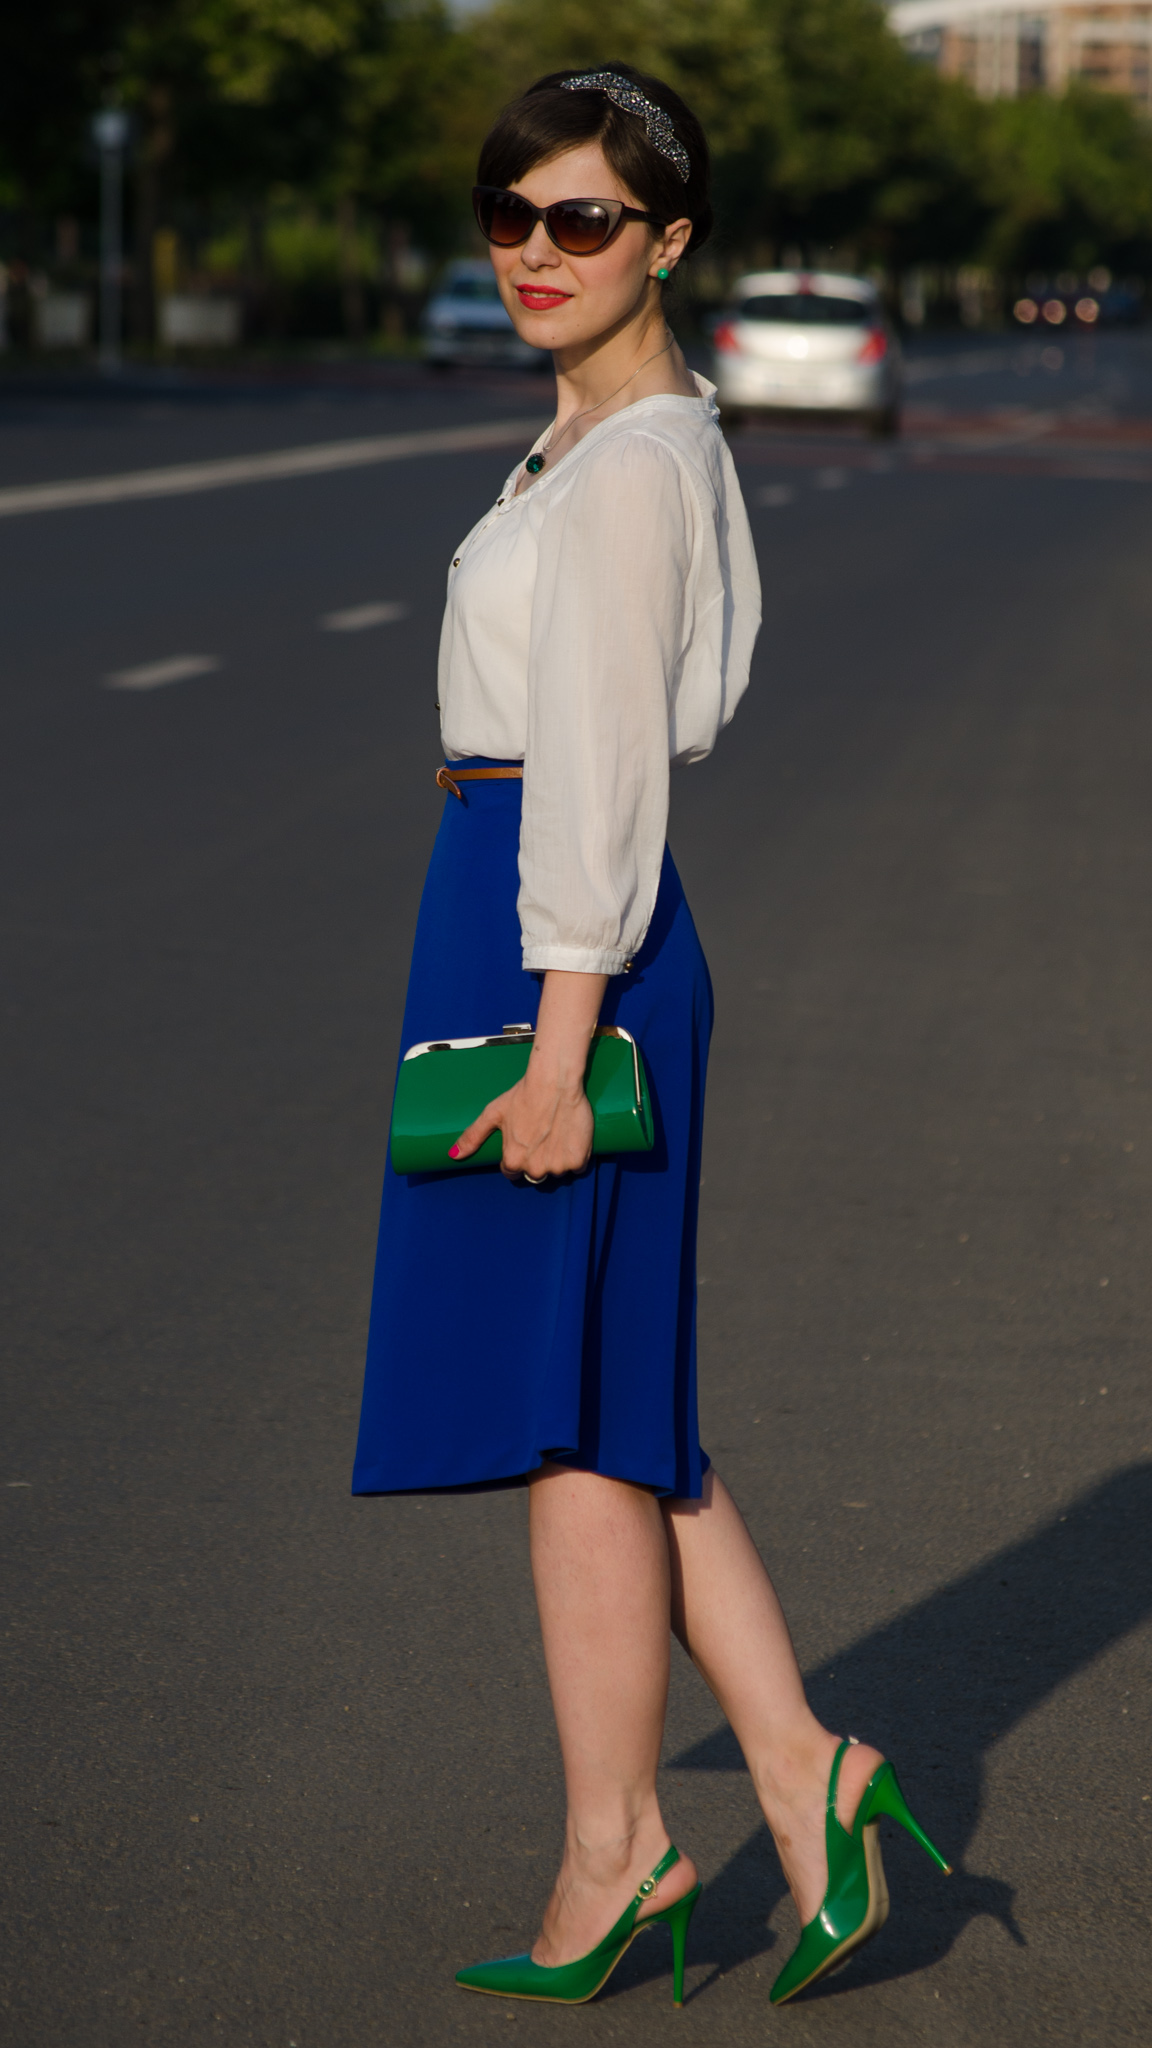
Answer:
[{"left": 890, "top": 0, "right": 1152, "bottom": 107}]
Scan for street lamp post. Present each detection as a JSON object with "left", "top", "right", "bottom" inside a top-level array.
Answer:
[{"left": 91, "top": 108, "right": 129, "bottom": 372}]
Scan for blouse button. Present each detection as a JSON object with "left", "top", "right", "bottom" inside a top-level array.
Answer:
[
  {"left": 452, "top": 557, "right": 460, "bottom": 567},
  {"left": 497, "top": 498, "right": 505, "bottom": 505}
]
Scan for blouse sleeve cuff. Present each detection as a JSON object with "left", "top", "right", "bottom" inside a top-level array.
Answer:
[{"left": 521, "top": 942, "right": 632, "bottom": 976}]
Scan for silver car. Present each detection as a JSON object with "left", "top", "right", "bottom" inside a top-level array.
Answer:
[
  {"left": 421, "top": 259, "right": 544, "bottom": 369},
  {"left": 712, "top": 271, "right": 902, "bottom": 436}
]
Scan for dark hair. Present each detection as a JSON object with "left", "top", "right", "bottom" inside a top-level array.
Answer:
[{"left": 477, "top": 63, "right": 712, "bottom": 257}]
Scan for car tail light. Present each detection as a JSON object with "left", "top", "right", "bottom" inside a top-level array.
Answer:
[
  {"left": 856, "top": 327, "right": 888, "bottom": 364},
  {"left": 713, "top": 320, "right": 741, "bottom": 354}
]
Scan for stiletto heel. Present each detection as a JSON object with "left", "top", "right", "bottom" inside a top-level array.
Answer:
[
  {"left": 654, "top": 1884, "right": 700, "bottom": 2006},
  {"left": 769, "top": 1741, "right": 951, "bottom": 2006},
  {"left": 864, "top": 1761, "right": 953, "bottom": 1872},
  {"left": 456, "top": 1844, "right": 701, "bottom": 2005}
]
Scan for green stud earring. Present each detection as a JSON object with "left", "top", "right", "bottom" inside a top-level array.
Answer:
[{"left": 656, "top": 267, "right": 670, "bottom": 281}]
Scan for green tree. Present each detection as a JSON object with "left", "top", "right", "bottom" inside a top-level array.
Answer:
[
  {"left": 7, "top": 0, "right": 1152, "bottom": 348},
  {"left": 117, "top": 0, "right": 471, "bottom": 336},
  {"left": 0, "top": 3, "right": 128, "bottom": 231},
  {"left": 461, "top": 0, "right": 996, "bottom": 275},
  {"left": 983, "top": 83, "right": 1152, "bottom": 276},
  {"left": 0, "top": 0, "right": 473, "bottom": 339}
]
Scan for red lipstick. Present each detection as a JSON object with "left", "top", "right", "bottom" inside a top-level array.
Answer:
[{"left": 515, "top": 285, "right": 571, "bottom": 311}]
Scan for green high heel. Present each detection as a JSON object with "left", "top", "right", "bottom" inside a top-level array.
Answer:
[
  {"left": 455, "top": 1843, "right": 701, "bottom": 2005},
  {"left": 769, "top": 1739, "right": 952, "bottom": 2006}
]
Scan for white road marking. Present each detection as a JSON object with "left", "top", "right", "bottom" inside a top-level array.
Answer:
[
  {"left": 0, "top": 418, "right": 547, "bottom": 521},
  {"left": 320, "top": 601, "right": 410, "bottom": 632},
  {"left": 815, "top": 467, "right": 850, "bottom": 490},
  {"left": 103, "top": 654, "right": 220, "bottom": 691},
  {"left": 755, "top": 484, "right": 795, "bottom": 508}
]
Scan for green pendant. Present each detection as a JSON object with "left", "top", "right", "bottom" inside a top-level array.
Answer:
[{"left": 525, "top": 452, "right": 545, "bottom": 474}]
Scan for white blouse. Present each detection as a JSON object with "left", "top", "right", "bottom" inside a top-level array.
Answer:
[{"left": 437, "top": 373, "right": 761, "bottom": 975}]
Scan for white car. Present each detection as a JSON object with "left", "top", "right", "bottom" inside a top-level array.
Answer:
[
  {"left": 712, "top": 272, "right": 902, "bottom": 436},
  {"left": 421, "top": 260, "right": 545, "bottom": 369}
]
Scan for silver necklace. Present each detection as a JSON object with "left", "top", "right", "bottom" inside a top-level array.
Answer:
[{"left": 524, "top": 332, "right": 675, "bottom": 476}]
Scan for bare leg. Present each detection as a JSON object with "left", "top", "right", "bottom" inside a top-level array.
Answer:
[
  {"left": 527, "top": 1463, "right": 698, "bottom": 1965},
  {"left": 663, "top": 1469, "right": 882, "bottom": 1925}
]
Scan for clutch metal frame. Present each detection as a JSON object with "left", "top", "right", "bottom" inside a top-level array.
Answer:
[{"left": 401, "top": 1022, "right": 645, "bottom": 1110}]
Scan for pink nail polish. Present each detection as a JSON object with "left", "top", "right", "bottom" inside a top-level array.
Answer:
[{"left": 448, "top": 1144, "right": 460, "bottom": 1158}]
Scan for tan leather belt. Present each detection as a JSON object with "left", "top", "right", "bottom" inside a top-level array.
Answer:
[{"left": 436, "top": 764, "right": 523, "bottom": 801}]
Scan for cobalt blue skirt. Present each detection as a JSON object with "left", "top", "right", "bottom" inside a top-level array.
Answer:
[{"left": 352, "top": 765, "right": 713, "bottom": 1499}]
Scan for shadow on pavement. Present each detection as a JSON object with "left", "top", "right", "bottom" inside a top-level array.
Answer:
[{"left": 609, "top": 1462, "right": 1152, "bottom": 2001}]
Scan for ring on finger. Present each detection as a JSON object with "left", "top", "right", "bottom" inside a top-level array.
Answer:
[{"left": 523, "top": 1172, "right": 549, "bottom": 1186}]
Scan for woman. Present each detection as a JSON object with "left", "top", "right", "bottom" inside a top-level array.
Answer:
[{"left": 354, "top": 64, "right": 950, "bottom": 2008}]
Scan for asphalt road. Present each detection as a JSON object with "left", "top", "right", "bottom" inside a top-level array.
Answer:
[{"left": 3, "top": 333, "right": 1151, "bottom": 2048}]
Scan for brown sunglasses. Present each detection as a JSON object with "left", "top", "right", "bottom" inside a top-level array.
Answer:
[{"left": 472, "top": 185, "right": 663, "bottom": 257}]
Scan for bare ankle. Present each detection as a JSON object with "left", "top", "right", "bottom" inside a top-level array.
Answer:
[
  {"left": 565, "top": 1819, "right": 666, "bottom": 1888},
  {"left": 750, "top": 1727, "right": 839, "bottom": 1815}
]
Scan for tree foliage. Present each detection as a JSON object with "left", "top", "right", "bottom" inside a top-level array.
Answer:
[
  {"left": 984, "top": 83, "right": 1152, "bottom": 273},
  {"left": 1, "top": 1, "right": 473, "bottom": 245},
  {"left": 3, "top": 0, "right": 1151, "bottom": 330},
  {"left": 464, "top": 0, "right": 999, "bottom": 268}
]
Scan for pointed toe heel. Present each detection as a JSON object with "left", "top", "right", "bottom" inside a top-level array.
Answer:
[
  {"left": 769, "top": 1741, "right": 951, "bottom": 2007},
  {"left": 455, "top": 1844, "right": 700, "bottom": 2006}
]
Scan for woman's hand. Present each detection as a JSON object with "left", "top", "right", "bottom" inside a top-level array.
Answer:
[
  {"left": 450, "top": 969, "right": 609, "bottom": 1181},
  {"left": 452, "top": 1065, "right": 594, "bottom": 1180}
]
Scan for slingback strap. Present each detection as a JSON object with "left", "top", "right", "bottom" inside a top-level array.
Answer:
[
  {"left": 829, "top": 1736, "right": 884, "bottom": 1846},
  {"left": 436, "top": 764, "right": 524, "bottom": 800},
  {"left": 584, "top": 1844, "right": 684, "bottom": 1958},
  {"left": 634, "top": 1843, "right": 681, "bottom": 1905},
  {"left": 826, "top": 1739, "right": 851, "bottom": 1821}
]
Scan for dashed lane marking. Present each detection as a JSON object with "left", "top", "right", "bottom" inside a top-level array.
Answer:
[
  {"left": 0, "top": 418, "right": 547, "bottom": 521},
  {"left": 103, "top": 654, "right": 220, "bottom": 691},
  {"left": 320, "top": 601, "right": 410, "bottom": 632}
]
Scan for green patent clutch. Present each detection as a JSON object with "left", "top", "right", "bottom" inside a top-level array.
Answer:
[{"left": 389, "top": 1022, "right": 654, "bottom": 1175}]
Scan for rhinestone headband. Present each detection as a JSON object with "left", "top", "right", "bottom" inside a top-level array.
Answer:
[{"left": 559, "top": 71, "right": 691, "bottom": 183}]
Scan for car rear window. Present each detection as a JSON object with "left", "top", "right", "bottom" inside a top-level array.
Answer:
[
  {"left": 739, "top": 294, "right": 871, "bottom": 325},
  {"left": 447, "top": 276, "right": 501, "bottom": 301}
]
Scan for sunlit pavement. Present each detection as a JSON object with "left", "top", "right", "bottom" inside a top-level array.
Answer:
[
  {"left": 2, "top": 330, "right": 1150, "bottom": 2046},
  {"left": 729, "top": 332, "right": 1152, "bottom": 483},
  {"left": 735, "top": 407, "right": 1152, "bottom": 483}
]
